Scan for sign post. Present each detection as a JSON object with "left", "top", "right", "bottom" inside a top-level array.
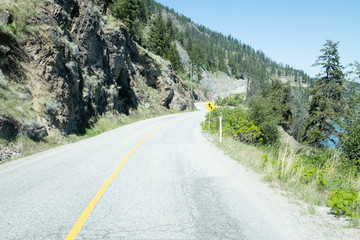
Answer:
[
  {"left": 209, "top": 112, "right": 211, "bottom": 132},
  {"left": 205, "top": 101, "right": 216, "bottom": 133}
]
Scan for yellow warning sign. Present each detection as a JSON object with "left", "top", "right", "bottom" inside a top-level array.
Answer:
[{"left": 205, "top": 101, "right": 216, "bottom": 112}]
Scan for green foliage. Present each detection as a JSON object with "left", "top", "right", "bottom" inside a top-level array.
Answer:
[
  {"left": 299, "top": 166, "right": 327, "bottom": 189},
  {"left": 341, "top": 93, "right": 360, "bottom": 165},
  {"left": 148, "top": 12, "right": 167, "bottom": 56},
  {"left": 261, "top": 154, "right": 270, "bottom": 168},
  {"left": 167, "top": 43, "right": 181, "bottom": 71},
  {"left": 203, "top": 107, "right": 262, "bottom": 145},
  {"left": 110, "top": 0, "right": 149, "bottom": 40},
  {"left": 246, "top": 79, "right": 295, "bottom": 145},
  {"left": 247, "top": 97, "right": 279, "bottom": 144},
  {"left": 342, "top": 119, "right": 360, "bottom": 165},
  {"left": 216, "top": 94, "right": 244, "bottom": 107},
  {"left": 301, "top": 167, "right": 317, "bottom": 184},
  {"left": 327, "top": 189, "right": 360, "bottom": 218},
  {"left": 214, "top": 118, "right": 360, "bottom": 222},
  {"left": 225, "top": 111, "right": 263, "bottom": 144},
  {"left": 301, "top": 149, "right": 332, "bottom": 167},
  {"left": 147, "top": 12, "right": 181, "bottom": 71},
  {"left": 303, "top": 40, "right": 346, "bottom": 147},
  {"left": 109, "top": 0, "right": 312, "bottom": 95},
  {"left": 150, "top": 1, "right": 311, "bottom": 94},
  {"left": 290, "top": 84, "right": 310, "bottom": 142},
  {"left": 268, "top": 79, "right": 292, "bottom": 130}
]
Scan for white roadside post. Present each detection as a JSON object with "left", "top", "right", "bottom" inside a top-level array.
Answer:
[
  {"left": 209, "top": 112, "right": 211, "bottom": 133},
  {"left": 219, "top": 116, "right": 222, "bottom": 143}
]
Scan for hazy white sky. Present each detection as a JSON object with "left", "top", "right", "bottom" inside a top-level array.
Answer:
[{"left": 155, "top": 0, "right": 360, "bottom": 77}]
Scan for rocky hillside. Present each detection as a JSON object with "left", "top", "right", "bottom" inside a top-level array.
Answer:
[
  {"left": 174, "top": 40, "right": 246, "bottom": 98},
  {"left": 154, "top": 3, "right": 311, "bottom": 97},
  {"left": 0, "top": 0, "right": 196, "bottom": 147}
]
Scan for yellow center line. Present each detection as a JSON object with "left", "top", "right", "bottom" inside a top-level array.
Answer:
[{"left": 65, "top": 118, "right": 177, "bottom": 240}]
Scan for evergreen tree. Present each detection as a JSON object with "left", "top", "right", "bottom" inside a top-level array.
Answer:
[
  {"left": 148, "top": 12, "right": 168, "bottom": 56},
  {"left": 302, "top": 40, "right": 346, "bottom": 147},
  {"left": 111, "top": 0, "right": 148, "bottom": 40},
  {"left": 268, "top": 79, "right": 292, "bottom": 130},
  {"left": 167, "top": 43, "right": 181, "bottom": 71},
  {"left": 166, "top": 16, "right": 175, "bottom": 41}
]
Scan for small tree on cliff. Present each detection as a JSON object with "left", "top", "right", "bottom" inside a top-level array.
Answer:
[{"left": 148, "top": 12, "right": 168, "bottom": 56}]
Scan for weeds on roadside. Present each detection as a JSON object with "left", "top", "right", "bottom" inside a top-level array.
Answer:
[{"left": 209, "top": 131, "right": 360, "bottom": 223}]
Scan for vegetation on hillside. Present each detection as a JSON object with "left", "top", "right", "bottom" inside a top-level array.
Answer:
[
  {"left": 107, "top": 0, "right": 312, "bottom": 96},
  {"left": 205, "top": 40, "right": 360, "bottom": 221}
]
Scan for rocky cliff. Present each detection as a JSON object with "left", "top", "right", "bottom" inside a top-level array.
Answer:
[{"left": 0, "top": 0, "right": 194, "bottom": 141}]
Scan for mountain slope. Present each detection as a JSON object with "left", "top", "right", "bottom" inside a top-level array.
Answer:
[
  {"left": 0, "top": 0, "right": 195, "bottom": 146},
  {"left": 139, "top": 1, "right": 312, "bottom": 96}
]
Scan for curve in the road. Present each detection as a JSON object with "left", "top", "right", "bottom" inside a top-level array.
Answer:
[{"left": 65, "top": 118, "right": 178, "bottom": 240}]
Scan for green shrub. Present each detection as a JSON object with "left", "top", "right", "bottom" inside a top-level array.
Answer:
[
  {"left": 225, "top": 111, "right": 263, "bottom": 144},
  {"left": 204, "top": 107, "right": 262, "bottom": 144},
  {"left": 261, "top": 154, "right": 269, "bottom": 168},
  {"left": 247, "top": 97, "right": 280, "bottom": 144},
  {"left": 301, "top": 167, "right": 316, "bottom": 184},
  {"left": 301, "top": 149, "right": 331, "bottom": 167},
  {"left": 216, "top": 94, "right": 244, "bottom": 107},
  {"left": 327, "top": 189, "right": 360, "bottom": 218},
  {"left": 342, "top": 118, "right": 360, "bottom": 165},
  {"left": 316, "top": 169, "right": 328, "bottom": 189}
]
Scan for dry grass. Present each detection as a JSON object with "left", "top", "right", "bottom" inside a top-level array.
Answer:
[
  {"left": 214, "top": 136, "right": 265, "bottom": 171},
  {"left": 212, "top": 134, "right": 360, "bottom": 216}
]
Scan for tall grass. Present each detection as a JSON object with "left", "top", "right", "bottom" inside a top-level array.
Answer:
[
  {"left": 213, "top": 134, "right": 360, "bottom": 224},
  {"left": 0, "top": 0, "right": 44, "bottom": 41}
]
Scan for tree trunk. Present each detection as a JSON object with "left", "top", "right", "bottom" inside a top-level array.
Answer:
[{"left": 103, "top": 0, "right": 109, "bottom": 15}]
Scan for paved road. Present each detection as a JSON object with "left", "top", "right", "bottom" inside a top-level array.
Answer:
[{"left": 0, "top": 104, "right": 298, "bottom": 239}]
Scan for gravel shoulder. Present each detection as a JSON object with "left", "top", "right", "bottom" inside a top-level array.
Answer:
[{"left": 199, "top": 126, "right": 360, "bottom": 239}]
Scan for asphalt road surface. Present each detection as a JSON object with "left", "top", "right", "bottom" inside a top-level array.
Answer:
[{"left": 0, "top": 103, "right": 299, "bottom": 239}]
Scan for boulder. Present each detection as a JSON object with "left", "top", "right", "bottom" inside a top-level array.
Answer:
[
  {"left": 0, "top": 9, "right": 13, "bottom": 25},
  {"left": 22, "top": 120, "right": 48, "bottom": 140},
  {"left": 0, "top": 117, "right": 19, "bottom": 140}
]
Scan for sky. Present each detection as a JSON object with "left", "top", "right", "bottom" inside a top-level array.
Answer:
[{"left": 155, "top": 0, "right": 360, "bottom": 78}]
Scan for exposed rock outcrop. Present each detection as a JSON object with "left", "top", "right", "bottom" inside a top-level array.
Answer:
[
  {"left": 200, "top": 70, "right": 247, "bottom": 98},
  {"left": 17, "top": 0, "right": 194, "bottom": 135},
  {"left": 22, "top": 120, "right": 48, "bottom": 140},
  {"left": 0, "top": 9, "right": 13, "bottom": 25},
  {"left": 0, "top": 117, "right": 19, "bottom": 140}
]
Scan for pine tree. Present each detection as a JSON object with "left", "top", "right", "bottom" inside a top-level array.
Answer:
[
  {"left": 167, "top": 43, "right": 181, "bottom": 71},
  {"left": 148, "top": 12, "right": 167, "bottom": 56},
  {"left": 166, "top": 16, "right": 175, "bottom": 41},
  {"left": 111, "top": 0, "right": 148, "bottom": 40},
  {"left": 268, "top": 79, "right": 292, "bottom": 130},
  {"left": 302, "top": 40, "right": 346, "bottom": 147}
]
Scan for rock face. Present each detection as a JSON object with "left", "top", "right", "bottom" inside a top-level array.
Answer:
[
  {"left": 0, "top": 9, "right": 13, "bottom": 25},
  {"left": 22, "top": 121, "right": 48, "bottom": 140},
  {"left": 200, "top": 70, "right": 247, "bottom": 98},
  {"left": 20, "top": 0, "right": 194, "bottom": 135},
  {"left": 0, "top": 117, "right": 19, "bottom": 140}
]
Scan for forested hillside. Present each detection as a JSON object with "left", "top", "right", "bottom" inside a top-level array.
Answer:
[{"left": 105, "top": 0, "right": 312, "bottom": 97}]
